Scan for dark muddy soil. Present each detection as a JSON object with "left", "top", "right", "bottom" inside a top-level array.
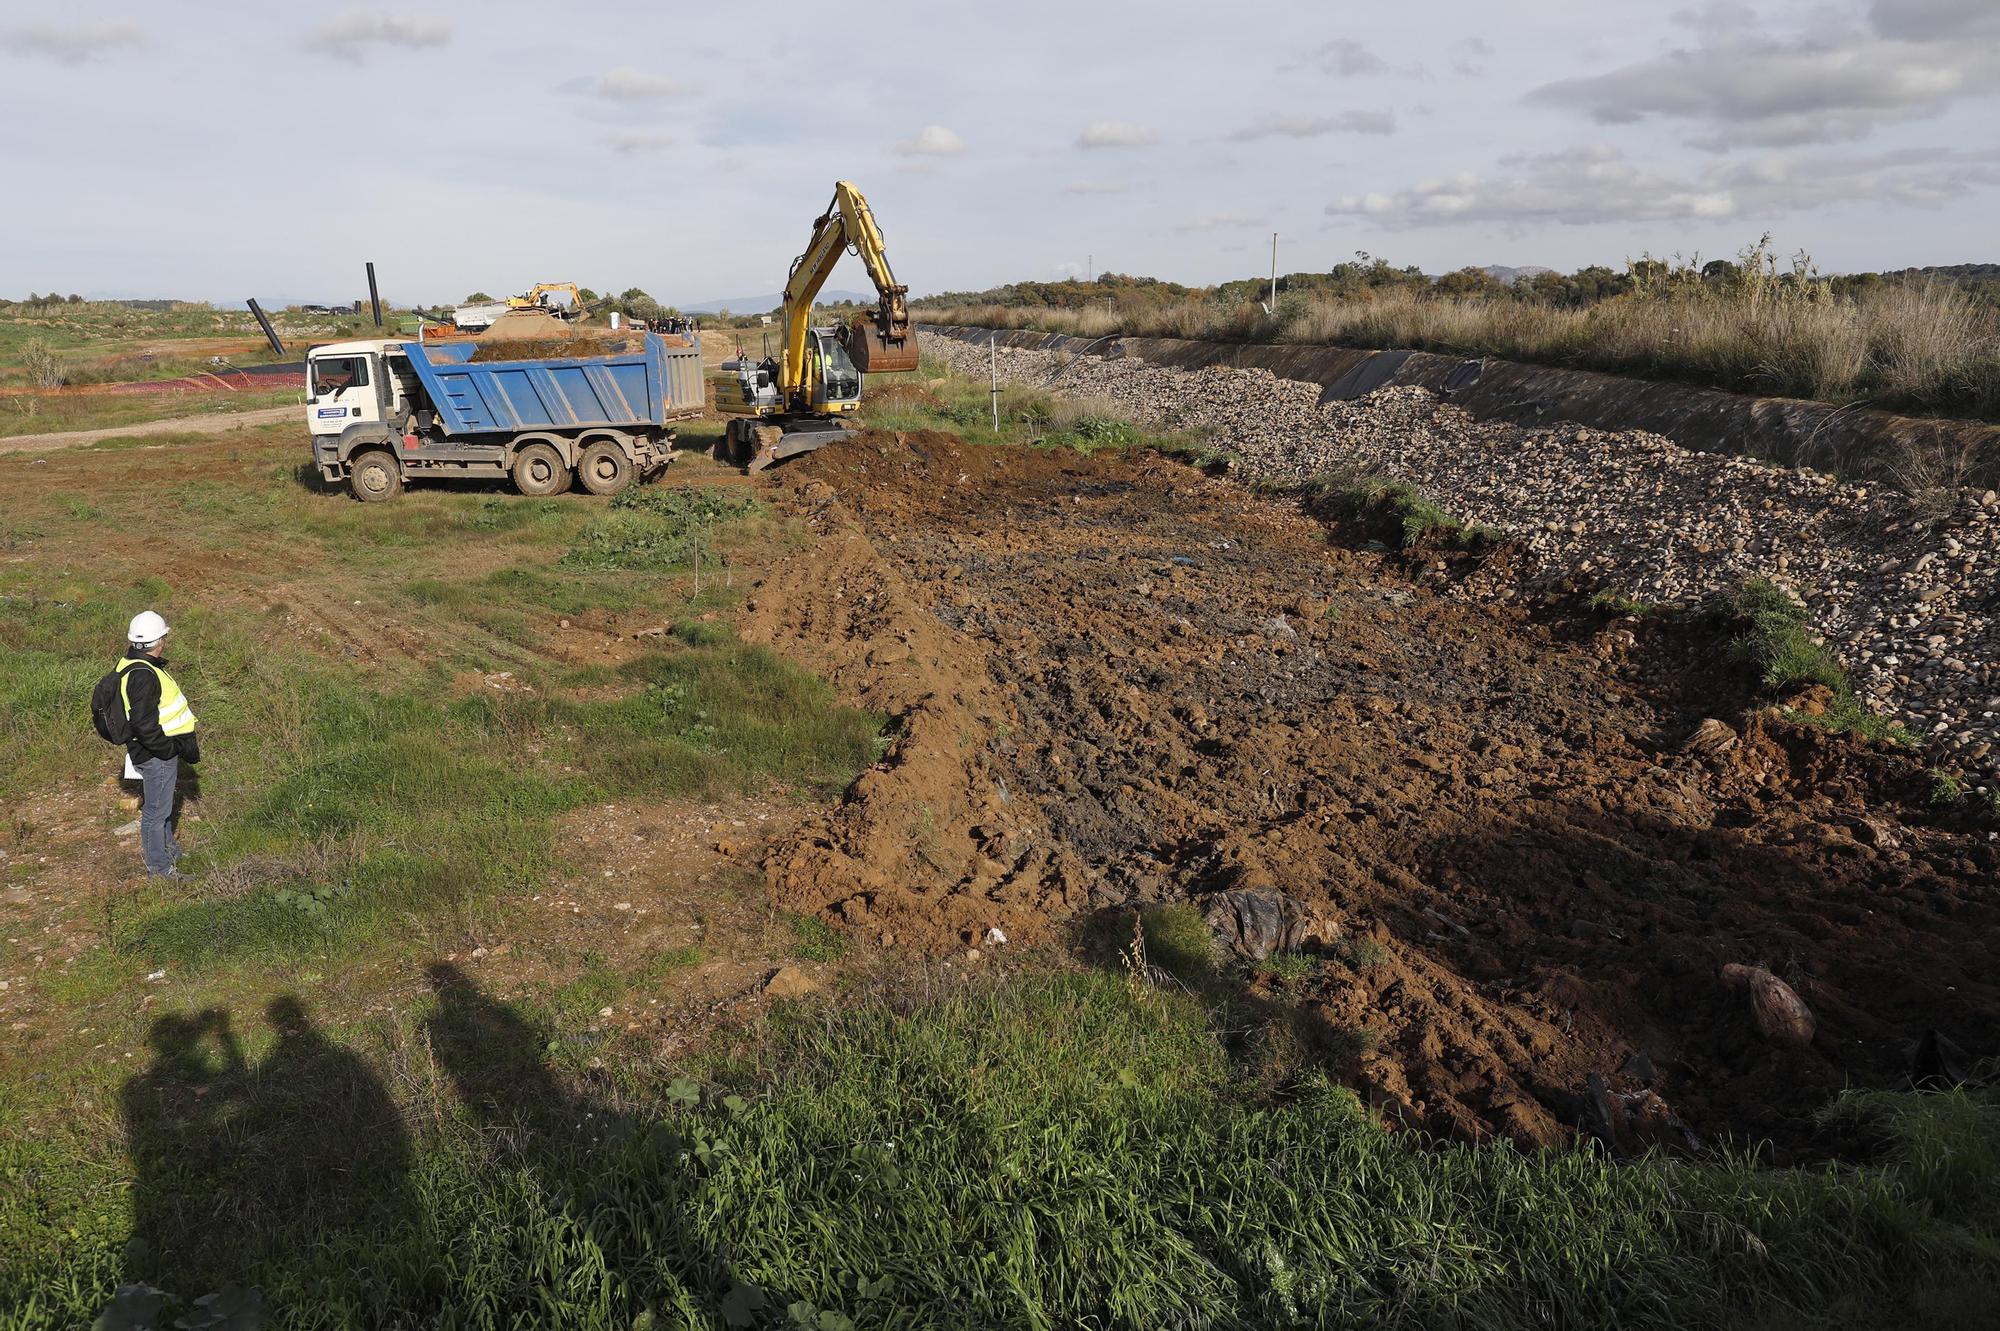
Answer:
[{"left": 744, "top": 429, "right": 2000, "bottom": 1154}]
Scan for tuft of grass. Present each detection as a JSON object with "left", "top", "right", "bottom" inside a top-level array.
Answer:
[
  {"left": 1590, "top": 589, "right": 1654, "bottom": 617},
  {"left": 788, "top": 913, "right": 848, "bottom": 963},
  {"left": 1304, "top": 472, "right": 1498, "bottom": 550},
  {"left": 1930, "top": 768, "right": 1968, "bottom": 806},
  {"left": 1136, "top": 904, "right": 1220, "bottom": 986},
  {"left": 1257, "top": 953, "right": 1323, "bottom": 987},
  {"left": 1329, "top": 935, "right": 1390, "bottom": 972},
  {"left": 1711, "top": 579, "right": 1911, "bottom": 744}
]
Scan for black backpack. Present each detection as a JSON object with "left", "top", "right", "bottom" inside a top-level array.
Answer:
[{"left": 90, "top": 663, "right": 135, "bottom": 745}]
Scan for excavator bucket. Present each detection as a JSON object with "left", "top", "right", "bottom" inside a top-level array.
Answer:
[{"left": 848, "top": 314, "right": 919, "bottom": 374}]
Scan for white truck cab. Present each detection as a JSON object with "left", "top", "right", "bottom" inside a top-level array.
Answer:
[{"left": 305, "top": 339, "right": 406, "bottom": 443}]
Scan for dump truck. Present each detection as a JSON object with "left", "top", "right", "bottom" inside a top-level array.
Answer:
[{"left": 306, "top": 333, "right": 702, "bottom": 501}]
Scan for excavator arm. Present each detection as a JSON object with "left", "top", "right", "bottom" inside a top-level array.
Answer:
[
  {"left": 508, "top": 282, "right": 586, "bottom": 312},
  {"left": 778, "top": 180, "right": 918, "bottom": 400}
]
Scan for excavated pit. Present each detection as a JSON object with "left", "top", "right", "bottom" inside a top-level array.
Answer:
[{"left": 741, "top": 428, "right": 1999, "bottom": 1154}]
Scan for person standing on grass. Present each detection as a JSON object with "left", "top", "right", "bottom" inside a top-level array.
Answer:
[{"left": 116, "top": 611, "right": 200, "bottom": 879}]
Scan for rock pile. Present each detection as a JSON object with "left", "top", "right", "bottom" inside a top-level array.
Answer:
[{"left": 922, "top": 332, "right": 2000, "bottom": 779}]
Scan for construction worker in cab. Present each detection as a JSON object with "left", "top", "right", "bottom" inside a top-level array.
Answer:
[{"left": 118, "top": 611, "right": 201, "bottom": 879}]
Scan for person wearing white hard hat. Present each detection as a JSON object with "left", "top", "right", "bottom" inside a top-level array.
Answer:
[{"left": 115, "top": 611, "right": 201, "bottom": 879}]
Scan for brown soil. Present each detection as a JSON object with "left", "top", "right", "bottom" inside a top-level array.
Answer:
[{"left": 743, "top": 428, "right": 2000, "bottom": 1153}]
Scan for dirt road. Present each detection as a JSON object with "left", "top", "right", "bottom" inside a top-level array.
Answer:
[
  {"left": 0, "top": 405, "right": 295, "bottom": 455},
  {"left": 746, "top": 429, "right": 1999, "bottom": 1152}
]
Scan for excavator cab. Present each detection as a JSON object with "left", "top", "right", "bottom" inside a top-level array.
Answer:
[{"left": 811, "top": 329, "right": 862, "bottom": 408}]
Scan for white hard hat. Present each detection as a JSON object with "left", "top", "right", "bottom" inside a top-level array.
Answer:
[{"left": 127, "top": 610, "right": 170, "bottom": 645}]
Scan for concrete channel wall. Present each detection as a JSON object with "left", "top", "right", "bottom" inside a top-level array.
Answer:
[{"left": 920, "top": 324, "right": 2000, "bottom": 487}]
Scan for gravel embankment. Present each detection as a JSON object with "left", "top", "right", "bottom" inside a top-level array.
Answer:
[{"left": 922, "top": 332, "right": 2000, "bottom": 779}]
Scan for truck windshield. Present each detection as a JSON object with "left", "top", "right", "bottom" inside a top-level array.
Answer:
[
  {"left": 310, "top": 355, "right": 369, "bottom": 398},
  {"left": 820, "top": 336, "right": 860, "bottom": 403}
]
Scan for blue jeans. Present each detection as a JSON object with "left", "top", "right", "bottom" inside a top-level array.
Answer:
[{"left": 136, "top": 753, "right": 182, "bottom": 875}]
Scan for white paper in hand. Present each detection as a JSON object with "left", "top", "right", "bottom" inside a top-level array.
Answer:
[{"left": 123, "top": 752, "right": 140, "bottom": 780}]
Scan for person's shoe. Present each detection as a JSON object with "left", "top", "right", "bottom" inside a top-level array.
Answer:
[{"left": 148, "top": 867, "right": 193, "bottom": 881}]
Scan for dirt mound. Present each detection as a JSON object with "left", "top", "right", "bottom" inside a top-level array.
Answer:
[
  {"left": 465, "top": 331, "right": 650, "bottom": 363},
  {"left": 741, "top": 428, "right": 2000, "bottom": 1152},
  {"left": 739, "top": 446, "right": 1100, "bottom": 953}
]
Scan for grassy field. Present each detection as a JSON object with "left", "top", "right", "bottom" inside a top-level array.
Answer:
[
  {"left": 0, "top": 387, "right": 301, "bottom": 440},
  {"left": 918, "top": 277, "right": 2000, "bottom": 420},
  {"left": 0, "top": 300, "right": 380, "bottom": 392},
  {"left": 1, "top": 354, "right": 1996, "bottom": 1325},
  {"left": 9, "top": 960, "right": 1998, "bottom": 1330}
]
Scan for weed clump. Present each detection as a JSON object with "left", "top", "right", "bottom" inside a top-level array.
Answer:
[
  {"left": 1134, "top": 904, "right": 1220, "bottom": 987},
  {"left": 562, "top": 487, "right": 764, "bottom": 572},
  {"left": 1711, "top": 579, "right": 1908, "bottom": 743},
  {"left": 1304, "top": 472, "right": 1499, "bottom": 550}
]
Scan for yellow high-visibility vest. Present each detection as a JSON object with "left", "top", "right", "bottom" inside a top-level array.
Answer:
[{"left": 118, "top": 657, "right": 197, "bottom": 736}]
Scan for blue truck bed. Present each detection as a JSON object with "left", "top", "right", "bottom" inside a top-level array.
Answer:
[{"left": 404, "top": 333, "right": 703, "bottom": 437}]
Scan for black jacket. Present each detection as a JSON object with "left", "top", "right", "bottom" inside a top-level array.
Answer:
[{"left": 122, "top": 648, "right": 200, "bottom": 765}]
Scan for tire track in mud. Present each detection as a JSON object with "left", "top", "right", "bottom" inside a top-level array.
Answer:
[{"left": 748, "top": 430, "right": 2000, "bottom": 1152}]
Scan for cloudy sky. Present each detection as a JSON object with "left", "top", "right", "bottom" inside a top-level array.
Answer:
[{"left": 2, "top": 1, "right": 1995, "bottom": 305}]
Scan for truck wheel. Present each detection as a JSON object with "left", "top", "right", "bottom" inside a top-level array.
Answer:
[
  {"left": 349, "top": 449, "right": 402, "bottom": 502},
  {"left": 577, "top": 441, "right": 634, "bottom": 496},
  {"left": 513, "top": 443, "right": 570, "bottom": 497}
]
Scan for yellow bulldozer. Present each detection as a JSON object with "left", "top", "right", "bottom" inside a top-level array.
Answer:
[{"left": 712, "top": 181, "right": 919, "bottom": 470}]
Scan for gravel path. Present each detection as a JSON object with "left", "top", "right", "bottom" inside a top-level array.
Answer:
[{"left": 922, "top": 332, "right": 2000, "bottom": 780}]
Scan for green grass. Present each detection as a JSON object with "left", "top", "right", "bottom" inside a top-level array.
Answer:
[
  {"left": 863, "top": 355, "right": 1207, "bottom": 457},
  {"left": 1712, "top": 579, "right": 1912, "bottom": 744},
  {"left": 5, "top": 971, "right": 1996, "bottom": 1329},
  {"left": 1590, "top": 588, "right": 1655, "bottom": 617},
  {"left": 0, "top": 556, "right": 878, "bottom": 975},
  {"left": 0, "top": 387, "right": 300, "bottom": 440},
  {"left": 1303, "top": 473, "right": 1501, "bottom": 550},
  {"left": 562, "top": 487, "right": 767, "bottom": 573},
  {"left": 1135, "top": 903, "right": 1221, "bottom": 987},
  {"left": 788, "top": 913, "right": 848, "bottom": 963}
]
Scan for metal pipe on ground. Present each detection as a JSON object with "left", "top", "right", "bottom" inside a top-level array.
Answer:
[{"left": 245, "top": 299, "right": 285, "bottom": 356}]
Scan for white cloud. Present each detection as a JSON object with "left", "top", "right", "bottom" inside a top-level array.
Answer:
[
  {"left": 1077, "top": 120, "right": 1157, "bottom": 149},
  {"left": 1527, "top": 5, "right": 2000, "bottom": 148},
  {"left": 1065, "top": 180, "right": 1128, "bottom": 194},
  {"left": 1226, "top": 110, "right": 1395, "bottom": 140},
  {"left": 1326, "top": 142, "right": 2000, "bottom": 227},
  {"left": 1308, "top": 38, "right": 1388, "bottom": 76},
  {"left": 0, "top": 21, "right": 147, "bottom": 63},
  {"left": 590, "top": 67, "right": 686, "bottom": 100},
  {"left": 893, "top": 125, "right": 965, "bottom": 157},
  {"left": 603, "top": 131, "right": 674, "bottom": 154},
  {"left": 305, "top": 12, "right": 448, "bottom": 63}
]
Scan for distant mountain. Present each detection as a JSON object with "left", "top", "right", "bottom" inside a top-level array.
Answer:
[
  {"left": 679, "top": 289, "right": 873, "bottom": 315},
  {"left": 1482, "top": 265, "right": 1555, "bottom": 285}
]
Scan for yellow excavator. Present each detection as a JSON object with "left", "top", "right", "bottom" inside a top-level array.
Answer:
[
  {"left": 507, "top": 282, "right": 586, "bottom": 312},
  {"left": 713, "top": 180, "right": 919, "bottom": 470}
]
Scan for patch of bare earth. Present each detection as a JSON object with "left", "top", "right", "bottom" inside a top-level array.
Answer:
[{"left": 740, "top": 428, "right": 2000, "bottom": 1153}]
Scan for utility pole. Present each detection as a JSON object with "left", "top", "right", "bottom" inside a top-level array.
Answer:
[
  {"left": 989, "top": 331, "right": 1000, "bottom": 431},
  {"left": 365, "top": 261, "right": 383, "bottom": 327},
  {"left": 1087, "top": 253, "right": 1093, "bottom": 284},
  {"left": 1269, "top": 233, "right": 1279, "bottom": 312}
]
